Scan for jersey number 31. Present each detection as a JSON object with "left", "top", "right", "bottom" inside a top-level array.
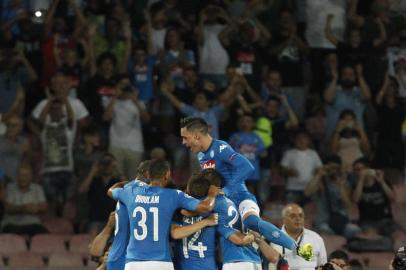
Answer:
[{"left": 133, "top": 206, "right": 159, "bottom": 241}]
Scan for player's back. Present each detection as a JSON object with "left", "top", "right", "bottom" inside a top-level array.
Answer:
[
  {"left": 197, "top": 139, "right": 253, "bottom": 196},
  {"left": 175, "top": 215, "right": 217, "bottom": 270},
  {"left": 113, "top": 184, "right": 199, "bottom": 263},
  {"left": 106, "top": 201, "right": 129, "bottom": 270},
  {"left": 214, "top": 195, "right": 261, "bottom": 265}
]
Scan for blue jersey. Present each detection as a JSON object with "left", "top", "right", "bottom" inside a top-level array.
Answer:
[
  {"left": 175, "top": 215, "right": 217, "bottom": 270},
  {"left": 214, "top": 195, "right": 261, "bottom": 264},
  {"left": 107, "top": 180, "right": 146, "bottom": 270},
  {"left": 197, "top": 140, "right": 255, "bottom": 197},
  {"left": 112, "top": 185, "right": 200, "bottom": 262},
  {"left": 229, "top": 132, "right": 266, "bottom": 181}
]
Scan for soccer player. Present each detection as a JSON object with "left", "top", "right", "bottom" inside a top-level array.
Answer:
[
  {"left": 180, "top": 117, "right": 298, "bottom": 252},
  {"left": 91, "top": 160, "right": 152, "bottom": 270},
  {"left": 175, "top": 174, "right": 255, "bottom": 270},
  {"left": 108, "top": 159, "right": 219, "bottom": 270}
]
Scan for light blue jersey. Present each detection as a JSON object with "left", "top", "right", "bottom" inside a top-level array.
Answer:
[
  {"left": 175, "top": 215, "right": 217, "bottom": 270},
  {"left": 214, "top": 195, "right": 261, "bottom": 264},
  {"left": 112, "top": 185, "right": 200, "bottom": 262},
  {"left": 197, "top": 139, "right": 256, "bottom": 205},
  {"left": 107, "top": 180, "right": 146, "bottom": 270}
]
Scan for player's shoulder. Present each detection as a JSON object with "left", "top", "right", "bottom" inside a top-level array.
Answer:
[
  {"left": 214, "top": 140, "right": 233, "bottom": 153},
  {"left": 125, "top": 179, "right": 148, "bottom": 188},
  {"left": 215, "top": 195, "right": 236, "bottom": 210}
]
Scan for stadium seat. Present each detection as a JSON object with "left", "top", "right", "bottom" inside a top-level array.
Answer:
[
  {"left": 43, "top": 218, "right": 74, "bottom": 234},
  {"left": 0, "top": 234, "right": 27, "bottom": 255},
  {"left": 69, "top": 234, "right": 93, "bottom": 255},
  {"left": 320, "top": 234, "right": 347, "bottom": 254},
  {"left": 7, "top": 251, "right": 44, "bottom": 268},
  {"left": 48, "top": 252, "right": 84, "bottom": 267},
  {"left": 30, "top": 234, "right": 68, "bottom": 255}
]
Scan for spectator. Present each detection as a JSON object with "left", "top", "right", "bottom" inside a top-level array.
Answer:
[
  {"left": 305, "top": 155, "right": 361, "bottom": 238},
  {"left": 281, "top": 130, "right": 322, "bottom": 205},
  {"left": 82, "top": 53, "right": 118, "bottom": 127},
  {"left": 229, "top": 114, "right": 266, "bottom": 197},
  {"left": 103, "top": 74, "right": 150, "bottom": 179},
  {"left": 144, "top": 2, "right": 168, "bottom": 56},
  {"left": 0, "top": 115, "right": 31, "bottom": 182},
  {"left": 0, "top": 48, "right": 37, "bottom": 114},
  {"left": 324, "top": 64, "right": 371, "bottom": 136},
  {"left": 260, "top": 70, "right": 298, "bottom": 118},
  {"left": 375, "top": 75, "right": 405, "bottom": 170},
  {"left": 197, "top": 5, "right": 231, "bottom": 86},
  {"left": 305, "top": 106, "right": 326, "bottom": 152},
  {"left": 327, "top": 250, "right": 351, "bottom": 270},
  {"left": 37, "top": 95, "right": 75, "bottom": 215},
  {"left": 330, "top": 110, "right": 370, "bottom": 172},
  {"left": 73, "top": 124, "right": 102, "bottom": 232},
  {"left": 352, "top": 162, "right": 396, "bottom": 237},
  {"left": 387, "top": 27, "right": 406, "bottom": 97},
  {"left": 1, "top": 165, "right": 48, "bottom": 236},
  {"left": 161, "top": 78, "right": 236, "bottom": 139},
  {"left": 325, "top": 14, "right": 386, "bottom": 67},
  {"left": 349, "top": 258, "right": 364, "bottom": 270},
  {"left": 127, "top": 43, "right": 155, "bottom": 104},
  {"left": 160, "top": 28, "right": 196, "bottom": 89},
  {"left": 269, "top": 203, "right": 327, "bottom": 270},
  {"left": 79, "top": 153, "right": 121, "bottom": 234}
]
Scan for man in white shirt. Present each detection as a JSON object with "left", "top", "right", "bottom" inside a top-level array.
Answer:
[
  {"left": 269, "top": 203, "right": 327, "bottom": 270},
  {"left": 281, "top": 131, "right": 322, "bottom": 205},
  {"left": 103, "top": 74, "right": 150, "bottom": 179}
]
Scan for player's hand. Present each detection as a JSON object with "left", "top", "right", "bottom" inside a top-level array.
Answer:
[
  {"left": 207, "top": 185, "right": 221, "bottom": 197},
  {"left": 205, "top": 213, "right": 218, "bottom": 226},
  {"left": 243, "top": 233, "right": 256, "bottom": 245}
]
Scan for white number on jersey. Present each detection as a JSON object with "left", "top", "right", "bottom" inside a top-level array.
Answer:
[
  {"left": 114, "top": 202, "right": 120, "bottom": 236},
  {"left": 132, "top": 206, "right": 159, "bottom": 241},
  {"left": 182, "top": 218, "right": 208, "bottom": 258},
  {"left": 227, "top": 205, "right": 239, "bottom": 228}
]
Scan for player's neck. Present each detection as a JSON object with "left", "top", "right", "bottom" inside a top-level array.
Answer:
[
  {"left": 201, "top": 135, "right": 213, "bottom": 152},
  {"left": 150, "top": 180, "right": 162, "bottom": 187}
]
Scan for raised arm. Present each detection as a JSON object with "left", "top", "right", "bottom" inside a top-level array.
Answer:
[
  {"left": 194, "top": 185, "right": 220, "bottom": 213},
  {"left": 352, "top": 170, "right": 366, "bottom": 203},
  {"left": 355, "top": 64, "right": 371, "bottom": 101},
  {"left": 376, "top": 73, "right": 390, "bottom": 105},
  {"left": 170, "top": 214, "right": 218, "bottom": 239},
  {"left": 280, "top": 95, "right": 299, "bottom": 129},
  {"left": 325, "top": 14, "right": 338, "bottom": 46},
  {"left": 160, "top": 80, "right": 183, "bottom": 110},
  {"left": 304, "top": 168, "right": 324, "bottom": 197},
  {"left": 372, "top": 17, "right": 387, "bottom": 47},
  {"left": 324, "top": 64, "right": 338, "bottom": 103},
  {"left": 43, "top": 0, "right": 60, "bottom": 37}
]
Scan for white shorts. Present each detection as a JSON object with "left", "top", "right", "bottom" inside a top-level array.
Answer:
[
  {"left": 239, "top": 199, "right": 260, "bottom": 219},
  {"left": 124, "top": 261, "right": 174, "bottom": 270},
  {"left": 223, "top": 262, "right": 262, "bottom": 270}
]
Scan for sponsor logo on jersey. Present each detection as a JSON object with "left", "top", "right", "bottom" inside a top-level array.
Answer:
[{"left": 202, "top": 160, "right": 216, "bottom": 169}]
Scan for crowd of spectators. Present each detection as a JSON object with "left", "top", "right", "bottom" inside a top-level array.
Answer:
[{"left": 0, "top": 0, "right": 406, "bottom": 263}]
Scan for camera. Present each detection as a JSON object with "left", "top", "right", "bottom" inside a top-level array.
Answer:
[
  {"left": 321, "top": 263, "right": 335, "bottom": 270},
  {"left": 393, "top": 246, "right": 406, "bottom": 270}
]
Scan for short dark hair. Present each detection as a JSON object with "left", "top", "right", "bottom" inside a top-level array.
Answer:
[
  {"left": 353, "top": 156, "right": 371, "bottom": 167},
  {"left": 199, "top": 168, "right": 223, "bottom": 187},
  {"left": 329, "top": 250, "right": 349, "bottom": 264},
  {"left": 136, "top": 160, "right": 151, "bottom": 179},
  {"left": 148, "top": 160, "right": 170, "bottom": 180},
  {"left": 96, "top": 52, "right": 117, "bottom": 67},
  {"left": 180, "top": 117, "right": 209, "bottom": 134},
  {"left": 339, "top": 109, "right": 356, "bottom": 120},
  {"left": 188, "top": 174, "right": 211, "bottom": 198}
]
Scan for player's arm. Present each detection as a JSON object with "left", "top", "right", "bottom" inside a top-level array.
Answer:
[
  {"left": 228, "top": 231, "right": 255, "bottom": 246},
  {"left": 106, "top": 181, "right": 129, "bottom": 199},
  {"left": 89, "top": 212, "right": 115, "bottom": 257},
  {"left": 170, "top": 213, "right": 218, "bottom": 239},
  {"left": 219, "top": 145, "right": 255, "bottom": 183},
  {"left": 252, "top": 232, "right": 280, "bottom": 263},
  {"left": 194, "top": 185, "right": 221, "bottom": 214}
]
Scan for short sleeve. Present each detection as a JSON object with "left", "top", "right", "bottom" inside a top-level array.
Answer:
[
  {"left": 175, "top": 190, "right": 200, "bottom": 211},
  {"left": 180, "top": 104, "right": 196, "bottom": 116},
  {"left": 31, "top": 100, "right": 47, "bottom": 119},
  {"left": 112, "top": 187, "right": 125, "bottom": 202},
  {"left": 313, "top": 151, "right": 323, "bottom": 168},
  {"left": 280, "top": 150, "right": 291, "bottom": 167},
  {"left": 72, "top": 99, "right": 89, "bottom": 120}
]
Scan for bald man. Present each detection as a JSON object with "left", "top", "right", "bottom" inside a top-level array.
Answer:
[{"left": 268, "top": 204, "right": 327, "bottom": 270}]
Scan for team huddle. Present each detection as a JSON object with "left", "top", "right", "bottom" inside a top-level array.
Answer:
[{"left": 98, "top": 117, "right": 312, "bottom": 270}]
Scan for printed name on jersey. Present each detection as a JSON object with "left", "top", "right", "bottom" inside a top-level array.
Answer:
[
  {"left": 202, "top": 160, "right": 216, "bottom": 169},
  {"left": 135, "top": 195, "right": 160, "bottom": 204},
  {"left": 219, "top": 144, "right": 227, "bottom": 153}
]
